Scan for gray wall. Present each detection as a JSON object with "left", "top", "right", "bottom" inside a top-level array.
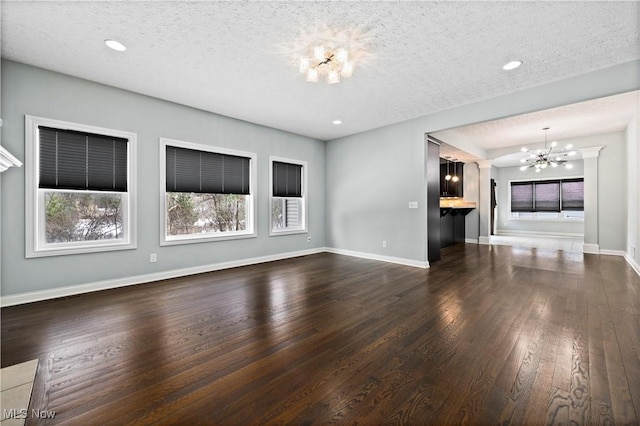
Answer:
[
  {"left": 464, "top": 162, "right": 480, "bottom": 240},
  {"left": 595, "top": 132, "right": 628, "bottom": 251},
  {"left": 326, "top": 60, "right": 639, "bottom": 263},
  {"left": 1, "top": 60, "right": 326, "bottom": 296},
  {"left": 626, "top": 110, "right": 640, "bottom": 265},
  {"left": 2, "top": 59, "right": 639, "bottom": 298},
  {"left": 325, "top": 122, "right": 427, "bottom": 261}
]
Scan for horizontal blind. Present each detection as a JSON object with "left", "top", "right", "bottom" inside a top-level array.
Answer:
[
  {"left": 273, "top": 161, "right": 302, "bottom": 197},
  {"left": 166, "top": 146, "right": 250, "bottom": 195},
  {"left": 510, "top": 182, "right": 533, "bottom": 212},
  {"left": 39, "top": 126, "right": 128, "bottom": 192},
  {"left": 534, "top": 181, "right": 560, "bottom": 212},
  {"left": 285, "top": 199, "right": 300, "bottom": 227},
  {"left": 561, "top": 178, "right": 584, "bottom": 210}
]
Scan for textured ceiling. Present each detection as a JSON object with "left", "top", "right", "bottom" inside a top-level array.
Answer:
[
  {"left": 432, "top": 90, "right": 640, "bottom": 167},
  {"left": 1, "top": 1, "right": 639, "bottom": 141}
]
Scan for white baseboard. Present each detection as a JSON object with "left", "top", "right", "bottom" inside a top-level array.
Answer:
[
  {"left": 496, "top": 230, "right": 584, "bottom": 238},
  {"left": 625, "top": 253, "right": 640, "bottom": 277},
  {"left": 599, "top": 249, "right": 626, "bottom": 257},
  {"left": 465, "top": 238, "right": 479, "bottom": 244},
  {"left": 0, "top": 248, "right": 325, "bottom": 307},
  {"left": 582, "top": 243, "right": 600, "bottom": 254},
  {"left": 324, "top": 247, "right": 428, "bottom": 269},
  {"left": 478, "top": 236, "right": 491, "bottom": 245}
]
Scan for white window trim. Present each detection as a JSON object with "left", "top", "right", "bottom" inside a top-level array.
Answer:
[
  {"left": 159, "top": 138, "right": 257, "bottom": 246},
  {"left": 507, "top": 176, "right": 584, "bottom": 223},
  {"left": 25, "top": 115, "right": 137, "bottom": 258},
  {"left": 269, "top": 155, "right": 308, "bottom": 236}
]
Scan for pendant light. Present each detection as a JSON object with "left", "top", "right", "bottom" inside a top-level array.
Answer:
[
  {"left": 445, "top": 157, "right": 452, "bottom": 181},
  {"left": 451, "top": 159, "right": 459, "bottom": 182}
]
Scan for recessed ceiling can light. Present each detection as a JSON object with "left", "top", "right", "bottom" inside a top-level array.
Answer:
[
  {"left": 105, "top": 39, "right": 127, "bottom": 52},
  {"left": 333, "top": 120, "right": 342, "bottom": 125},
  {"left": 503, "top": 60, "right": 523, "bottom": 71}
]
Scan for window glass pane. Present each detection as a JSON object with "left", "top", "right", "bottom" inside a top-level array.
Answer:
[
  {"left": 511, "top": 183, "right": 533, "bottom": 212},
  {"left": 272, "top": 198, "right": 285, "bottom": 230},
  {"left": 534, "top": 181, "right": 560, "bottom": 212},
  {"left": 272, "top": 198, "right": 302, "bottom": 230},
  {"left": 166, "top": 192, "right": 247, "bottom": 236},
  {"left": 562, "top": 179, "right": 584, "bottom": 210},
  {"left": 44, "top": 191, "right": 124, "bottom": 243}
]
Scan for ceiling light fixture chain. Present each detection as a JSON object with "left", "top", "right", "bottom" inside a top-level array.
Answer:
[{"left": 519, "top": 127, "right": 576, "bottom": 172}]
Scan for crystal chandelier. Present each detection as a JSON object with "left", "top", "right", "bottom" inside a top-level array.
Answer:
[
  {"left": 299, "top": 45, "right": 354, "bottom": 84},
  {"left": 519, "top": 127, "right": 576, "bottom": 172}
]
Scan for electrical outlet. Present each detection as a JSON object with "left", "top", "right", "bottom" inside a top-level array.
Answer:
[
  {"left": 150, "top": 253, "right": 157, "bottom": 263},
  {"left": 382, "top": 240, "right": 387, "bottom": 248},
  {"left": 408, "top": 201, "right": 418, "bottom": 209},
  {"left": 632, "top": 246, "right": 636, "bottom": 258}
]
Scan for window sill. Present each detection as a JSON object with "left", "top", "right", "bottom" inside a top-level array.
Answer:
[
  {"left": 27, "top": 241, "right": 136, "bottom": 258},
  {"left": 508, "top": 217, "right": 584, "bottom": 223},
  {"left": 269, "top": 228, "right": 308, "bottom": 237},
  {"left": 161, "top": 231, "right": 257, "bottom": 246}
]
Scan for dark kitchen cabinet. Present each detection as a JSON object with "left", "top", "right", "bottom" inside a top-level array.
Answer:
[
  {"left": 440, "top": 207, "right": 474, "bottom": 248},
  {"left": 440, "top": 160, "right": 464, "bottom": 198}
]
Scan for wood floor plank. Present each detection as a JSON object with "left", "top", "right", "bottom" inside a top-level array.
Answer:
[{"left": 2, "top": 246, "right": 639, "bottom": 425}]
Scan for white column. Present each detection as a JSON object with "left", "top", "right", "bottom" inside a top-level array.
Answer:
[
  {"left": 580, "top": 146, "right": 603, "bottom": 254},
  {"left": 477, "top": 160, "right": 492, "bottom": 245}
]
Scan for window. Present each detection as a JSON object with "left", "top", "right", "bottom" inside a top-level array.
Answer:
[
  {"left": 25, "top": 116, "right": 137, "bottom": 257},
  {"left": 270, "top": 157, "right": 307, "bottom": 235},
  {"left": 561, "top": 179, "right": 584, "bottom": 210},
  {"left": 160, "top": 138, "right": 256, "bottom": 245},
  {"left": 509, "top": 178, "right": 584, "bottom": 220}
]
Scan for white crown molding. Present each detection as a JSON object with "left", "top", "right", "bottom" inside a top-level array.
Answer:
[
  {"left": 579, "top": 146, "right": 604, "bottom": 159},
  {"left": 0, "top": 146, "right": 23, "bottom": 172}
]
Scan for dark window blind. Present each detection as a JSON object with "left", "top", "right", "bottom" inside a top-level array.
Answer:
[
  {"left": 165, "top": 146, "right": 250, "bottom": 195},
  {"left": 273, "top": 161, "right": 302, "bottom": 198},
  {"left": 534, "top": 181, "right": 560, "bottom": 212},
  {"left": 561, "top": 178, "right": 584, "bottom": 210},
  {"left": 39, "top": 126, "right": 128, "bottom": 192},
  {"left": 510, "top": 182, "right": 533, "bottom": 212}
]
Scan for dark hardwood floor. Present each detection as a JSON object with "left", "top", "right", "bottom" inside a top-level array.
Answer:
[{"left": 2, "top": 244, "right": 639, "bottom": 425}]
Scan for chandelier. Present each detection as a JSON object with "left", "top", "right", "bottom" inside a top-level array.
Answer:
[
  {"left": 299, "top": 45, "right": 354, "bottom": 84},
  {"left": 519, "top": 127, "right": 576, "bottom": 172}
]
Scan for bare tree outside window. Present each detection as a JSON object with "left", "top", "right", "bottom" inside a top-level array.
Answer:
[
  {"left": 45, "top": 192, "right": 123, "bottom": 243},
  {"left": 166, "top": 192, "right": 247, "bottom": 236}
]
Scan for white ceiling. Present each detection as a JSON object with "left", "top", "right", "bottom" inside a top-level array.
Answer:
[
  {"left": 433, "top": 90, "right": 640, "bottom": 167},
  {"left": 1, "top": 1, "right": 639, "bottom": 142}
]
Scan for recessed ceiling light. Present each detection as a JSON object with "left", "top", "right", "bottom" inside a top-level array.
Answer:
[
  {"left": 105, "top": 39, "right": 126, "bottom": 52},
  {"left": 503, "top": 60, "right": 523, "bottom": 71},
  {"left": 333, "top": 120, "right": 342, "bottom": 125}
]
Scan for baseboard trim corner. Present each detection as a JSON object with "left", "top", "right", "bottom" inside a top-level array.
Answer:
[
  {"left": 324, "top": 247, "right": 428, "bottom": 269},
  {"left": 478, "top": 236, "right": 491, "bottom": 245},
  {"left": 583, "top": 243, "right": 600, "bottom": 254},
  {"left": 624, "top": 253, "right": 640, "bottom": 277}
]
